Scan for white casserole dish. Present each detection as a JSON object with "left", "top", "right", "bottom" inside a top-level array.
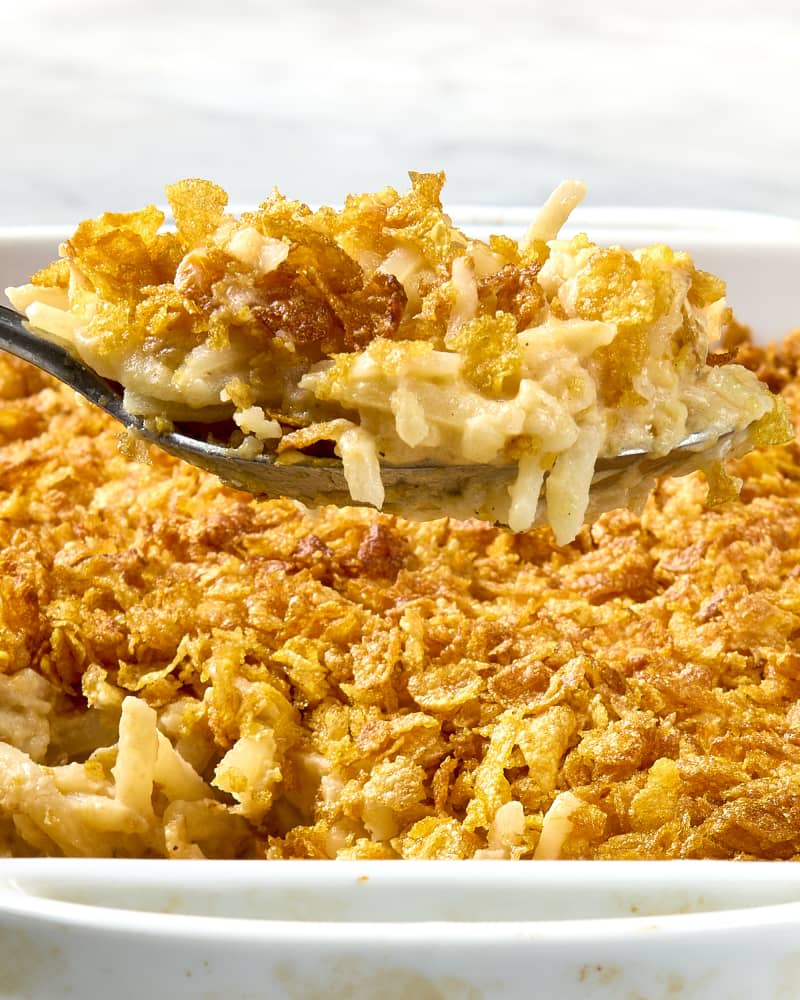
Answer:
[{"left": 2, "top": 210, "right": 800, "bottom": 1000}]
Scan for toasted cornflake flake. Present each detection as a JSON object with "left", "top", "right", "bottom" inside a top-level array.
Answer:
[
  {"left": 362, "top": 756, "right": 429, "bottom": 840},
  {"left": 272, "top": 636, "right": 330, "bottom": 708},
  {"left": 488, "top": 234, "right": 521, "bottom": 266},
  {"left": 134, "top": 285, "right": 203, "bottom": 349},
  {"left": 407, "top": 660, "right": 484, "bottom": 712},
  {"left": 447, "top": 312, "right": 521, "bottom": 396},
  {"left": 313, "top": 185, "right": 399, "bottom": 263},
  {"left": 630, "top": 758, "right": 683, "bottom": 832},
  {"left": 689, "top": 268, "right": 727, "bottom": 308},
  {"left": 477, "top": 263, "right": 546, "bottom": 332},
  {"left": 383, "top": 171, "right": 464, "bottom": 271},
  {"left": 31, "top": 259, "right": 70, "bottom": 288},
  {"left": 67, "top": 229, "right": 161, "bottom": 301},
  {"left": 574, "top": 248, "right": 656, "bottom": 328},
  {"left": 397, "top": 816, "right": 479, "bottom": 860},
  {"left": 464, "top": 710, "right": 524, "bottom": 833},
  {"left": 166, "top": 179, "right": 229, "bottom": 249}
]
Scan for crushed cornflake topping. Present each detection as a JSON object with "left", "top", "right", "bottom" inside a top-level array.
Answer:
[{"left": 0, "top": 323, "right": 798, "bottom": 858}]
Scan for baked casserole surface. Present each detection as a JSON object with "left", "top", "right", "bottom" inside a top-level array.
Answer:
[{"left": 0, "top": 328, "right": 799, "bottom": 860}]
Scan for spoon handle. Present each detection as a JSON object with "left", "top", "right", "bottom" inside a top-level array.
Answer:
[{"left": 0, "top": 304, "right": 129, "bottom": 423}]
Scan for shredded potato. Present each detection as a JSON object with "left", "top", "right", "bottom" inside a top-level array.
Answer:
[
  {"left": 0, "top": 323, "right": 799, "bottom": 859},
  {"left": 5, "top": 174, "right": 782, "bottom": 543}
]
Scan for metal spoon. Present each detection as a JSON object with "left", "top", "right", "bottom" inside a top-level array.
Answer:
[{"left": 0, "top": 303, "right": 746, "bottom": 516}]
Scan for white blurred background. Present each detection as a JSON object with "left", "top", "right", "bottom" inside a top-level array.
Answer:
[{"left": 3, "top": 0, "right": 799, "bottom": 222}]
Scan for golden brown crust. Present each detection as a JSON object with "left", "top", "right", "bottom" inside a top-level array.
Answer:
[
  {"left": 42, "top": 176, "right": 443, "bottom": 361},
  {"left": 1, "top": 331, "right": 800, "bottom": 859},
  {"left": 477, "top": 263, "right": 546, "bottom": 332}
]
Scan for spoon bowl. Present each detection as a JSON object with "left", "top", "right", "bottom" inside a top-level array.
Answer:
[{"left": 0, "top": 303, "right": 752, "bottom": 520}]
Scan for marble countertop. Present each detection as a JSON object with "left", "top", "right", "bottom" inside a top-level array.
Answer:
[{"left": 4, "top": 0, "right": 799, "bottom": 224}]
